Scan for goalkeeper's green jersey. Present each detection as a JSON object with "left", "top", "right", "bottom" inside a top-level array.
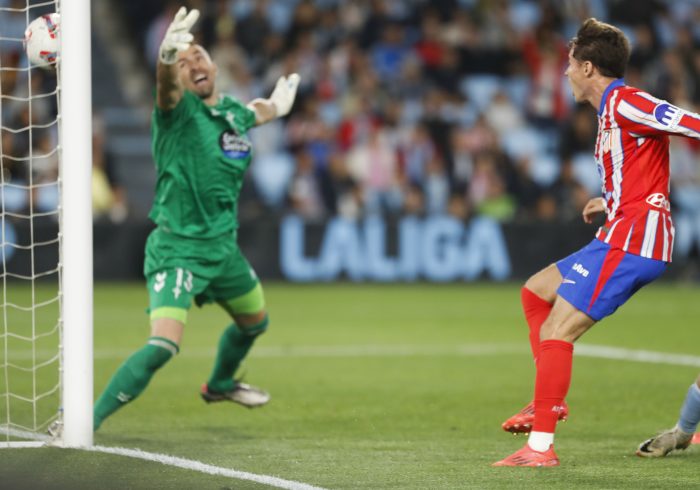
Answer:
[{"left": 149, "top": 90, "right": 257, "bottom": 239}]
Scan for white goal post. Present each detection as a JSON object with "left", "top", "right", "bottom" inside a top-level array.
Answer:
[
  {"left": 0, "top": 0, "right": 92, "bottom": 448},
  {"left": 59, "top": 0, "right": 93, "bottom": 448}
]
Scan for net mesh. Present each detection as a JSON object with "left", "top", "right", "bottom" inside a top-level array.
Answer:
[{"left": 0, "top": 0, "right": 61, "bottom": 444}]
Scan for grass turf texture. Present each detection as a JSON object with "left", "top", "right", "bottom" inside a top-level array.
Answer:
[{"left": 2, "top": 282, "right": 700, "bottom": 489}]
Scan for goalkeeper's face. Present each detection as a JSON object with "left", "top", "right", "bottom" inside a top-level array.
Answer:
[{"left": 177, "top": 45, "right": 218, "bottom": 100}]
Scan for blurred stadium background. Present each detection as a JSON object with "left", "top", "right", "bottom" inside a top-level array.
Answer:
[{"left": 4, "top": 0, "right": 700, "bottom": 282}]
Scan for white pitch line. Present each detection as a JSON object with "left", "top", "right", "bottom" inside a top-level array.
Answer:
[
  {"left": 0, "top": 429, "right": 328, "bottom": 490},
  {"left": 0, "top": 425, "right": 50, "bottom": 442},
  {"left": 83, "top": 445, "right": 328, "bottom": 490},
  {"left": 6, "top": 343, "right": 700, "bottom": 367},
  {"left": 576, "top": 343, "right": 700, "bottom": 368}
]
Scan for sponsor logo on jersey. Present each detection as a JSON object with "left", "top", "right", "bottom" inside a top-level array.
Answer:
[
  {"left": 653, "top": 103, "right": 683, "bottom": 128},
  {"left": 646, "top": 193, "right": 670, "bottom": 211},
  {"left": 219, "top": 129, "right": 252, "bottom": 159},
  {"left": 572, "top": 263, "right": 589, "bottom": 277}
]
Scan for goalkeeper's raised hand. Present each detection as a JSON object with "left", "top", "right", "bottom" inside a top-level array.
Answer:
[
  {"left": 159, "top": 6, "right": 200, "bottom": 65},
  {"left": 269, "top": 74, "right": 301, "bottom": 118},
  {"left": 246, "top": 74, "right": 300, "bottom": 125}
]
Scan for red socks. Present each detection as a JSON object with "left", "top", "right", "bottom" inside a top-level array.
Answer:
[
  {"left": 533, "top": 339, "right": 574, "bottom": 433},
  {"left": 520, "top": 287, "right": 553, "bottom": 363}
]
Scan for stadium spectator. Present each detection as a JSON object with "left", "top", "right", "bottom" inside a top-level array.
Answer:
[
  {"left": 468, "top": 151, "right": 515, "bottom": 222},
  {"left": 318, "top": 150, "right": 362, "bottom": 219},
  {"left": 521, "top": 13, "right": 570, "bottom": 126},
  {"left": 347, "top": 127, "right": 403, "bottom": 215},
  {"left": 288, "top": 146, "right": 325, "bottom": 220},
  {"left": 92, "top": 115, "right": 127, "bottom": 223},
  {"left": 145, "top": 2, "right": 181, "bottom": 70},
  {"left": 636, "top": 375, "right": 700, "bottom": 457},
  {"left": 0, "top": 0, "right": 27, "bottom": 57}
]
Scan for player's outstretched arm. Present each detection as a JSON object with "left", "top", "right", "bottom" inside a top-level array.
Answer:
[
  {"left": 616, "top": 91, "right": 700, "bottom": 140},
  {"left": 156, "top": 6, "right": 200, "bottom": 111},
  {"left": 247, "top": 74, "right": 301, "bottom": 126}
]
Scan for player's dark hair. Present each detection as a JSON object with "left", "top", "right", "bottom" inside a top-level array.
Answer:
[{"left": 570, "top": 18, "right": 630, "bottom": 78}]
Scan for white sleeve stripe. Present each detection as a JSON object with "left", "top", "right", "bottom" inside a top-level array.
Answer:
[
  {"left": 617, "top": 100, "right": 668, "bottom": 131},
  {"left": 618, "top": 97, "right": 700, "bottom": 139},
  {"left": 662, "top": 214, "right": 669, "bottom": 262},
  {"left": 640, "top": 210, "right": 660, "bottom": 258},
  {"left": 633, "top": 91, "right": 663, "bottom": 104},
  {"left": 669, "top": 216, "right": 675, "bottom": 262}
]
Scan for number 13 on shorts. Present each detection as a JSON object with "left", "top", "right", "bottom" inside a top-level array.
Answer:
[{"left": 148, "top": 267, "right": 197, "bottom": 310}]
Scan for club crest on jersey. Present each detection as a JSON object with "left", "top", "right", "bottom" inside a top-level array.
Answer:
[
  {"left": 653, "top": 103, "right": 682, "bottom": 128},
  {"left": 219, "top": 130, "right": 252, "bottom": 159}
]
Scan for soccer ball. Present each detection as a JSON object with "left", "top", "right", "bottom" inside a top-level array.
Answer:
[{"left": 24, "top": 13, "right": 60, "bottom": 67}]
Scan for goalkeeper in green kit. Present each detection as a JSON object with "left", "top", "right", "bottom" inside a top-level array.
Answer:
[{"left": 92, "top": 7, "right": 299, "bottom": 431}]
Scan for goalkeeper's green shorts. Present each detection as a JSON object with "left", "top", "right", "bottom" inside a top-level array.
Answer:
[{"left": 144, "top": 228, "right": 264, "bottom": 324}]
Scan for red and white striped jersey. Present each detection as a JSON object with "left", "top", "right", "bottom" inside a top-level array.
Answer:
[{"left": 593, "top": 79, "right": 700, "bottom": 262}]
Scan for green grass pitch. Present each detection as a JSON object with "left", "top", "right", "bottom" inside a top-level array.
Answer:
[{"left": 2, "top": 282, "right": 700, "bottom": 489}]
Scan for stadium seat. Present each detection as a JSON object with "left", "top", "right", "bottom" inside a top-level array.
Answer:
[
  {"left": 529, "top": 154, "right": 561, "bottom": 187},
  {"left": 571, "top": 153, "right": 602, "bottom": 195},
  {"left": 250, "top": 152, "right": 295, "bottom": 207},
  {"left": 1, "top": 184, "right": 28, "bottom": 212},
  {"left": 36, "top": 183, "right": 59, "bottom": 213},
  {"left": 460, "top": 75, "right": 503, "bottom": 113},
  {"left": 500, "top": 127, "right": 547, "bottom": 160}
]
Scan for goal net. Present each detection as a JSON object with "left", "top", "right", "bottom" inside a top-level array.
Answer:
[{"left": 0, "top": 0, "right": 92, "bottom": 448}]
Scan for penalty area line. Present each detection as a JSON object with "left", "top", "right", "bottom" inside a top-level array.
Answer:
[
  {"left": 1, "top": 435, "right": 328, "bottom": 490},
  {"left": 84, "top": 445, "right": 329, "bottom": 490},
  {"left": 9, "top": 342, "right": 700, "bottom": 368}
]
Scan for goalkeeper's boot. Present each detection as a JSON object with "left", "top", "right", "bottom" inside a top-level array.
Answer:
[
  {"left": 492, "top": 443, "right": 560, "bottom": 467},
  {"left": 636, "top": 425, "right": 693, "bottom": 457},
  {"left": 501, "top": 401, "right": 568, "bottom": 434},
  {"left": 200, "top": 382, "right": 270, "bottom": 408}
]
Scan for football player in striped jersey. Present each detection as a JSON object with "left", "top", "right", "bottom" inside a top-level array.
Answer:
[{"left": 495, "top": 17, "right": 700, "bottom": 467}]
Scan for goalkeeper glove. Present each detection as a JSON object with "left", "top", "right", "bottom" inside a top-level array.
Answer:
[
  {"left": 159, "top": 6, "right": 200, "bottom": 65},
  {"left": 269, "top": 74, "right": 301, "bottom": 117}
]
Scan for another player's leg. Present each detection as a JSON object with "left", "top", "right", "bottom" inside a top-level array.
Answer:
[
  {"left": 93, "top": 315, "right": 184, "bottom": 431},
  {"left": 202, "top": 282, "right": 270, "bottom": 407},
  {"left": 503, "top": 264, "right": 569, "bottom": 434},
  {"left": 494, "top": 298, "right": 593, "bottom": 467},
  {"left": 521, "top": 264, "right": 561, "bottom": 362},
  {"left": 637, "top": 375, "right": 700, "bottom": 457}
]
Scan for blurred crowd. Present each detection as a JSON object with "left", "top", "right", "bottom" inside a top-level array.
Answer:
[
  {"left": 4, "top": 0, "right": 700, "bottom": 259},
  {"left": 0, "top": 0, "right": 127, "bottom": 222},
  {"left": 130, "top": 0, "right": 700, "bottom": 241}
]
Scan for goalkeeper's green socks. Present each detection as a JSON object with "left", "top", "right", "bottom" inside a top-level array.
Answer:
[
  {"left": 206, "top": 318, "right": 268, "bottom": 393},
  {"left": 93, "top": 337, "right": 178, "bottom": 431}
]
